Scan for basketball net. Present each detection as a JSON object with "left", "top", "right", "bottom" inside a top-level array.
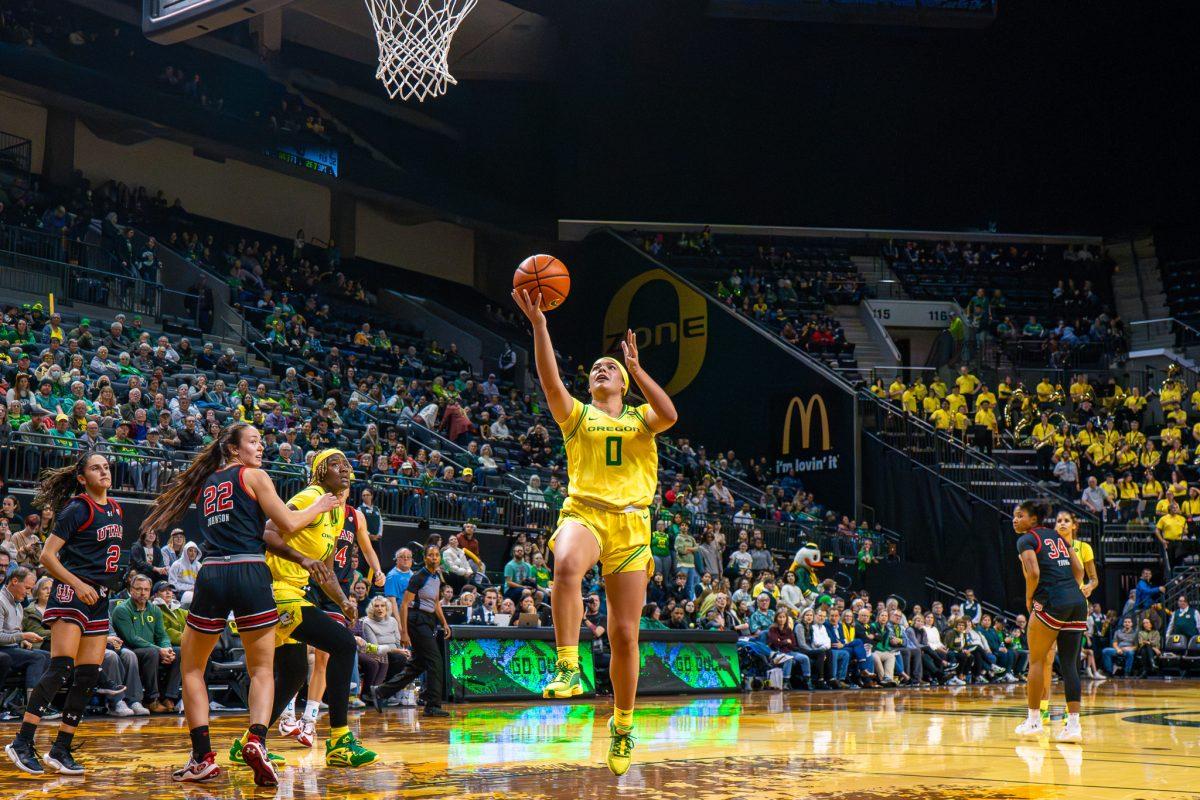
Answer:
[{"left": 364, "top": 0, "right": 478, "bottom": 102}]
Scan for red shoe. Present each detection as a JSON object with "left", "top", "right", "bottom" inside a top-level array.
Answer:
[
  {"left": 241, "top": 739, "right": 278, "bottom": 788},
  {"left": 295, "top": 719, "right": 315, "bottom": 748},
  {"left": 172, "top": 752, "right": 221, "bottom": 783}
]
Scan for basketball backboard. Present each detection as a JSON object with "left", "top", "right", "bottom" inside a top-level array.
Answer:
[{"left": 143, "top": 0, "right": 296, "bottom": 44}]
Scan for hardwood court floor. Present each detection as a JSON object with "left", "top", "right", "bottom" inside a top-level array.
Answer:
[{"left": 1, "top": 680, "right": 1198, "bottom": 799}]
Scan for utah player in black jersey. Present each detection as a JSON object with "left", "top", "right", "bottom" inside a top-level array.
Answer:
[
  {"left": 142, "top": 422, "right": 337, "bottom": 787},
  {"left": 277, "top": 488, "right": 384, "bottom": 748},
  {"left": 5, "top": 452, "right": 126, "bottom": 777},
  {"left": 1012, "top": 499, "right": 1086, "bottom": 743}
]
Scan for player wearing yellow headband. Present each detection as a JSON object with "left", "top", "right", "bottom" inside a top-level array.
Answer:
[
  {"left": 260, "top": 449, "right": 379, "bottom": 768},
  {"left": 513, "top": 287, "right": 678, "bottom": 776}
]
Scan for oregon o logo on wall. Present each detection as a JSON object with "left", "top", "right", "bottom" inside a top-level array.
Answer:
[
  {"left": 603, "top": 268, "right": 707, "bottom": 395},
  {"left": 781, "top": 395, "right": 832, "bottom": 454}
]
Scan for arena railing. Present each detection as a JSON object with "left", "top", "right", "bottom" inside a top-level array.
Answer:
[
  {"left": 858, "top": 389, "right": 1102, "bottom": 546},
  {"left": 924, "top": 577, "right": 1019, "bottom": 625},
  {"left": 0, "top": 434, "right": 554, "bottom": 531},
  {"left": 0, "top": 225, "right": 199, "bottom": 325},
  {"left": 1096, "top": 524, "right": 1164, "bottom": 565}
]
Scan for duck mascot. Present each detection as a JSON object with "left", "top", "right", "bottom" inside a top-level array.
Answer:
[{"left": 788, "top": 542, "right": 824, "bottom": 602}]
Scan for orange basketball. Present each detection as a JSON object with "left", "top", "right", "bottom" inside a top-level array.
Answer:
[{"left": 513, "top": 254, "right": 570, "bottom": 311}]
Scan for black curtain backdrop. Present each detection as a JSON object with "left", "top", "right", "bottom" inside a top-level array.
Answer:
[{"left": 861, "top": 436, "right": 1025, "bottom": 610}]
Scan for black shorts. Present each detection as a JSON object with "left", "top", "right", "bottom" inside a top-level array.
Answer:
[
  {"left": 304, "top": 583, "right": 349, "bottom": 626},
  {"left": 44, "top": 580, "right": 111, "bottom": 636},
  {"left": 186, "top": 557, "right": 279, "bottom": 634},
  {"left": 1031, "top": 599, "right": 1087, "bottom": 632}
]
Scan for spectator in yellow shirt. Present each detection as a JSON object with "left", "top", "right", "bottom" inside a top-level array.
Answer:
[
  {"left": 1101, "top": 419, "right": 1121, "bottom": 448},
  {"left": 888, "top": 378, "right": 907, "bottom": 403},
  {"left": 929, "top": 400, "right": 952, "bottom": 431},
  {"left": 946, "top": 390, "right": 967, "bottom": 415},
  {"left": 1168, "top": 470, "right": 1189, "bottom": 500},
  {"left": 1069, "top": 375, "right": 1092, "bottom": 404},
  {"left": 870, "top": 378, "right": 887, "bottom": 399},
  {"left": 996, "top": 376, "right": 1015, "bottom": 405},
  {"left": 1115, "top": 444, "right": 1138, "bottom": 473},
  {"left": 1116, "top": 474, "right": 1140, "bottom": 522},
  {"left": 910, "top": 378, "right": 928, "bottom": 402},
  {"left": 1075, "top": 420, "right": 1099, "bottom": 449},
  {"left": 1165, "top": 441, "right": 1190, "bottom": 470},
  {"left": 1140, "top": 441, "right": 1161, "bottom": 472},
  {"left": 1181, "top": 487, "right": 1200, "bottom": 518},
  {"left": 1124, "top": 387, "right": 1148, "bottom": 419},
  {"left": 1140, "top": 470, "right": 1163, "bottom": 520},
  {"left": 1125, "top": 421, "right": 1146, "bottom": 451},
  {"left": 901, "top": 388, "right": 919, "bottom": 415},
  {"left": 972, "top": 401, "right": 998, "bottom": 453},
  {"left": 955, "top": 366, "right": 979, "bottom": 399},
  {"left": 1035, "top": 379, "right": 1055, "bottom": 404},
  {"left": 922, "top": 394, "right": 941, "bottom": 416},
  {"left": 929, "top": 377, "right": 948, "bottom": 399},
  {"left": 1031, "top": 413, "right": 1057, "bottom": 479},
  {"left": 974, "top": 385, "right": 997, "bottom": 413},
  {"left": 1156, "top": 502, "right": 1190, "bottom": 567}
]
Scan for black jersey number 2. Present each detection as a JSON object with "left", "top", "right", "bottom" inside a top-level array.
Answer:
[
  {"left": 202, "top": 481, "right": 234, "bottom": 516},
  {"left": 605, "top": 436, "right": 623, "bottom": 466}
]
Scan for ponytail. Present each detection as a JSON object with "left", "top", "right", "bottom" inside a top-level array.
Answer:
[
  {"left": 35, "top": 451, "right": 107, "bottom": 513},
  {"left": 142, "top": 422, "right": 252, "bottom": 534}
]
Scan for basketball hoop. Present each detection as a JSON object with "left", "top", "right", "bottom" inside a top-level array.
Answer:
[{"left": 364, "top": 0, "right": 478, "bottom": 102}]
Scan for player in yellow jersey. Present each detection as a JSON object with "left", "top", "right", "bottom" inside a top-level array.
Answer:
[
  {"left": 262, "top": 450, "right": 378, "bottom": 768},
  {"left": 513, "top": 287, "right": 678, "bottom": 776}
]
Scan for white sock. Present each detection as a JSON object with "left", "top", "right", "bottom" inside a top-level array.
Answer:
[
  {"left": 1027, "top": 709, "right": 1042, "bottom": 725},
  {"left": 283, "top": 697, "right": 297, "bottom": 717},
  {"left": 303, "top": 700, "right": 321, "bottom": 722},
  {"left": 1067, "top": 712, "right": 1080, "bottom": 726}
]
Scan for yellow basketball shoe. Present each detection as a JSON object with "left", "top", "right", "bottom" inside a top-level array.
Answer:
[{"left": 542, "top": 660, "right": 583, "bottom": 699}]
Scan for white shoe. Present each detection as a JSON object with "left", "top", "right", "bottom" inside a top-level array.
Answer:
[
  {"left": 278, "top": 713, "right": 301, "bottom": 739},
  {"left": 296, "top": 719, "right": 315, "bottom": 748},
  {"left": 1055, "top": 722, "right": 1083, "bottom": 743},
  {"left": 947, "top": 677, "right": 965, "bottom": 686},
  {"left": 1015, "top": 718, "right": 1044, "bottom": 737},
  {"left": 1002, "top": 673, "right": 1018, "bottom": 683},
  {"left": 398, "top": 690, "right": 418, "bottom": 707},
  {"left": 130, "top": 702, "right": 150, "bottom": 716},
  {"left": 109, "top": 700, "right": 135, "bottom": 717}
]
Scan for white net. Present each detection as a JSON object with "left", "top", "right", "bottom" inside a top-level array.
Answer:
[{"left": 364, "top": 0, "right": 479, "bottom": 102}]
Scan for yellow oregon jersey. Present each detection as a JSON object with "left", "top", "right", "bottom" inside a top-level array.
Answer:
[
  {"left": 267, "top": 485, "right": 343, "bottom": 596},
  {"left": 559, "top": 398, "right": 657, "bottom": 510},
  {"left": 1071, "top": 538, "right": 1094, "bottom": 591}
]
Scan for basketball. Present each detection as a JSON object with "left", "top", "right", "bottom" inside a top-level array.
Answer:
[{"left": 513, "top": 254, "right": 571, "bottom": 311}]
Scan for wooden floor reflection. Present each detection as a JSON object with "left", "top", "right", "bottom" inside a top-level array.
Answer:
[{"left": 1, "top": 680, "right": 1198, "bottom": 799}]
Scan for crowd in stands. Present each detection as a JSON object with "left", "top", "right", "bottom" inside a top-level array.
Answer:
[
  {"left": 870, "top": 364, "right": 1200, "bottom": 570},
  {"left": 884, "top": 239, "right": 1126, "bottom": 368},
  {"left": 632, "top": 229, "right": 866, "bottom": 366},
  {"left": 1, "top": 1, "right": 342, "bottom": 153}
]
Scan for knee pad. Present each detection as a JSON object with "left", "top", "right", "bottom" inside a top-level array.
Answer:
[
  {"left": 28, "top": 656, "right": 74, "bottom": 717},
  {"left": 62, "top": 664, "right": 102, "bottom": 727}
]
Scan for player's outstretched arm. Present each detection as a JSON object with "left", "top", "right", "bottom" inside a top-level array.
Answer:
[
  {"left": 246, "top": 469, "right": 337, "bottom": 535},
  {"left": 512, "top": 288, "right": 573, "bottom": 424},
  {"left": 621, "top": 329, "right": 678, "bottom": 433}
]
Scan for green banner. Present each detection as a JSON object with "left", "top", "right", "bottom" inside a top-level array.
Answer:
[
  {"left": 637, "top": 640, "right": 741, "bottom": 693},
  {"left": 449, "top": 637, "right": 596, "bottom": 700}
]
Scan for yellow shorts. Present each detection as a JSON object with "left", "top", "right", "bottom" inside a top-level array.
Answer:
[
  {"left": 550, "top": 496, "right": 653, "bottom": 577},
  {"left": 272, "top": 581, "right": 312, "bottom": 647}
]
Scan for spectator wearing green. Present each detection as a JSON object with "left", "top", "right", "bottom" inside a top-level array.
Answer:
[
  {"left": 1022, "top": 316, "right": 1044, "bottom": 337},
  {"left": 674, "top": 526, "right": 699, "bottom": 598},
  {"left": 111, "top": 574, "right": 181, "bottom": 712},
  {"left": 150, "top": 582, "right": 187, "bottom": 647},
  {"left": 503, "top": 544, "right": 533, "bottom": 602},
  {"left": 650, "top": 519, "right": 673, "bottom": 579},
  {"left": 542, "top": 476, "right": 566, "bottom": 511}
]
